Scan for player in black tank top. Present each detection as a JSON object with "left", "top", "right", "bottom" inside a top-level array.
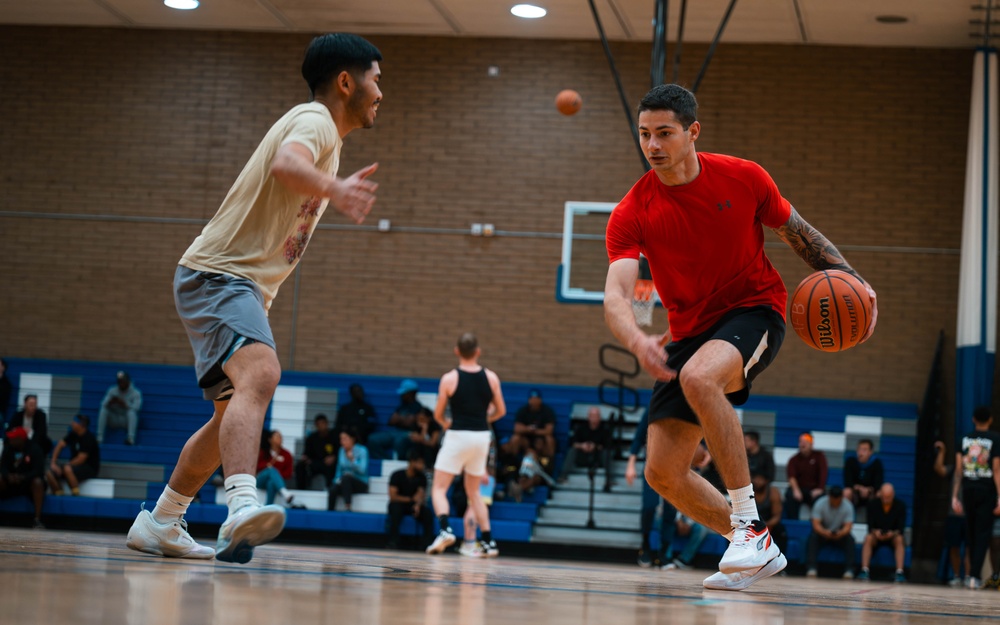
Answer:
[
  {"left": 426, "top": 333, "right": 507, "bottom": 557},
  {"left": 448, "top": 368, "right": 492, "bottom": 432}
]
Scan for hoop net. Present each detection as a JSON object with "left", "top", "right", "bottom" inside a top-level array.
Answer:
[{"left": 632, "top": 279, "right": 656, "bottom": 327}]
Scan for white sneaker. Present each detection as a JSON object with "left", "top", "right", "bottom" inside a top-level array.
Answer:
[
  {"left": 126, "top": 505, "right": 215, "bottom": 559},
  {"left": 718, "top": 517, "right": 782, "bottom": 574},
  {"left": 215, "top": 503, "right": 286, "bottom": 564},
  {"left": 425, "top": 529, "right": 457, "bottom": 554},
  {"left": 703, "top": 553, "right": 787, "bottom": 591},
  {"left": 482, "top": 540, "right": 499, "bottom": 558},
  {"left": 458, "top": 541, "right": 487, "bottom": 558}
]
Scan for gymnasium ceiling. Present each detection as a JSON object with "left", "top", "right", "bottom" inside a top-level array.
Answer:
[{"left": 0, "top": 0, "right": 985, "bottom": 49}]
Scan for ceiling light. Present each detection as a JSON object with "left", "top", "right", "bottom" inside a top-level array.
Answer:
[
  {"left": 875, "top": 15, "right": 908, "bottom": 24},
  {"left": 511, "top": 4, "right": 547, "bottom": 19},
  {"left": 164, "top": 0, "right": 200, "bottom": 9}
]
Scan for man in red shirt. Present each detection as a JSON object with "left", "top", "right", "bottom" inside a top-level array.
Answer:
[{"left": 604, "top": 84, "right": 877, "bottom": 591}]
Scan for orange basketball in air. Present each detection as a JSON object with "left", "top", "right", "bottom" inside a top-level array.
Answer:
[
  {"left": 789, "top": 270, "right": 872, "bottom": 352},
  {"left": 555, "top": 89, "right": 582, "bottom": 116}
]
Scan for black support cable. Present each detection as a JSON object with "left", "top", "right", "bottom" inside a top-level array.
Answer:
[
  {"left": 691, "top": 0, "right": 739, "bottom": 94},
  {"left": 671, "top": 0, "right": 688, "bottom": 84},
  {"left": 650, "top": 0, "right": 668, "bottom": 87},
  {"left": 587, "top": 0, "right": 649, "bottom": 171}
]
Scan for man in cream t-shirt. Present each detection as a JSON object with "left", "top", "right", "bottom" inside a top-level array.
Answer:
[{"left": 126, "top": 33, "right": 384, "bottom": 564}]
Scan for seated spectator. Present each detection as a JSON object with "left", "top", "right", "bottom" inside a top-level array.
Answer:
[
  {"left": 752, "top": 468, "right": 787, "bottom": 557},
  {"left": 843, "top": 438, "right": 884, "bottom": 511},
  {"left": 256, "top": 429, "right": 301, "bottom": 508},
  {"left": 97, "top": 371, "right": 142, "bottom": 445},
  {"left": 0, "top": 357, "right": 12, "bottom": 426},
  {"left": 328, "top": 429, "right": 369, "bottom": 511},
  {"left": 689, "top": 441, "right": 726, "bottom": 494},
  {"left": 386, "top": 449, "right": 434, "bottom": 550},
  {"left": 503, "top": 389, "right": 556, "bottom": 459},
  {"left": 784, "top": 432, "right": 828, "bottom": 520},
  {"left": 0, "top": 426, "right": 46, "bottom": 528},
  {"left": 744, "top": 430, "right": 776, "bottom": 483},
  {"left": 664, "top": 511, "right": 708, "bottom": 570},
  {"left": 557, "top": 406, "right": 613, "bottom": 491},
  {"left": 8, "top": 394, "right": 52, "bottom": 455},
  {"left": 336, "top": 383, "right": 377, "bottom": 444},
  {"left": 295, "top": 414, "right": 338, "bottom": 490},
  {"left": 806, "top": 485, "right": 855, "bottom": 579},
  {"left": 45, "top": 414, "right": 100, "bottom": 496},
  {"left": 404, "top": 407, "right": 442, "bottom": 467},
  {"left": 858, "top": 482, "right": 907, "bottom": 582},
  {"left": 509, "top": 438, "right": 555, "bottom": 502},
  {"left": 368, "top": 380, "right": 425, "bottom": 460}
]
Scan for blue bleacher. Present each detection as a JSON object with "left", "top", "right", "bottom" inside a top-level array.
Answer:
[{"left": 1, "top": 357, "right": 919, "bottom": 566}]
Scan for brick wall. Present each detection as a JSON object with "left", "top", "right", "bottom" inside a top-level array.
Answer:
[{"left": 0, "top": 26, "right": 988, "bottom": 422}]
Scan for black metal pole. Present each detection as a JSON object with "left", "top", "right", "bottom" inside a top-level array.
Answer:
[
  {"left": 587, "top": 0, "right": 648, "bottom": 171},
  {"left": 691, "top": 0, "right": 739, "bottom": 93},
  {"left": 672, "top": 0, "right": 688, "bottom": 84}
]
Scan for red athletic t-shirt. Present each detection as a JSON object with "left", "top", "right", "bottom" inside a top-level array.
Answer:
[{"left": 606, "top": 152, "right": 791, "bottom": 339}]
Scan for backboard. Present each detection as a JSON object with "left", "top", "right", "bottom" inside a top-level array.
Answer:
[{"left": 557, "top": 201, "right": 661, "bottom": 306}]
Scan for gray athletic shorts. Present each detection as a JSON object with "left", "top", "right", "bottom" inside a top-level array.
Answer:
[{"left": 174, "top": 265, "right": 276, "bottom": 401}]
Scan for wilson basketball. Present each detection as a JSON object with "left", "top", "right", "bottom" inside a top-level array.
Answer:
[
  {"left": 789, "top": 270, "right": 871, "bottom": 352},
  {"left": 555, "top": 89, "right": 582, "bottom": 116}
]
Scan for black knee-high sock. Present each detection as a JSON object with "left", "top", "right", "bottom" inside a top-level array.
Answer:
[
  {"left": 481, "top": 530, "right": 492, "bottom": 543},
  {"left": 438, "top": 514, "right": 452, "bottom": 533}
]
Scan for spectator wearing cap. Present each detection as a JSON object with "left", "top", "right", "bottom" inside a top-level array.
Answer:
[
  {"left": 368, "top": 379, "right": 426, "bottom": 460},
  {"left": 0, "top": 426, "right": 47, "bottom": 528},
  {"left": 97, "top": 370, "right": 142, "bottom": 445},
  {"left": 805, "top": 485, "right": 856, "bottom": 579},
  {"left": 784, "top": 431, "right": 828, "bottom": 520},
  {"left": 504, "top": 389, "right": 557, "bottom": 459},
  {"left": 46, "top": 414, "right": 100, "bottom": 496},
  {"left": 7, "top": 394, "right": 52, "bottom": 455}
]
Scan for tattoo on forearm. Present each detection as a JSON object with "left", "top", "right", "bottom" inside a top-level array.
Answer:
[{"left": 774, "top": 209, "right": 855, "bottom": 276}]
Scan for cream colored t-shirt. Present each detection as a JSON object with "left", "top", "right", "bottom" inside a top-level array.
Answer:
[{"left": 180, "top": 102, "right": 342, "bottom": 310}]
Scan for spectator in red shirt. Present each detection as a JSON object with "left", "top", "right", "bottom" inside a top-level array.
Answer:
[
  {"left": 256, "top": 429, "right": 300, "bottom": 508},
  {"left": 784, "top": 432, "right": 828, "bottom": 520}
]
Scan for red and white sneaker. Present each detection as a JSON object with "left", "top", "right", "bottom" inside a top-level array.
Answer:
[
  {"left": 703, "top": 553, "right": 787, "bottom": 591},
  {"left": 718, "top": 517, "right": 782, "bottom": 574}
]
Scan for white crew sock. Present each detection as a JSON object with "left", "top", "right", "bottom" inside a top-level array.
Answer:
[
  {"left": 728, "top": 484, "right": 760, "bottom": 523},
  {"left": 152, "top": 486, "right": 193, "bottom": 524},
  {"left": 279, "top": 487, "right": 292, "bottom": 500},
  {"left": 224, "top": 474, "right": 259, "bottom": 514}
]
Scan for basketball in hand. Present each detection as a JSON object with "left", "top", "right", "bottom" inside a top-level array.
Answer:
[{"left": 789, "top": 270, "right": 871, "bottom": 352}]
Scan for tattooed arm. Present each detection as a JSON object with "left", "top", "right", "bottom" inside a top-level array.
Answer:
[{"left": 772, "top": 206, "right": 878, "bottom": 342}]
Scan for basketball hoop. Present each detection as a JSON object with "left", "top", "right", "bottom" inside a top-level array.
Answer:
[{"left": 633, "top": 279, "right": 656, "bottom": 327}]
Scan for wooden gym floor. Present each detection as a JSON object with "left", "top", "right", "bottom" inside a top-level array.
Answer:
[{"left": 0, "top": 528, "right": 995, "bottom": 625}]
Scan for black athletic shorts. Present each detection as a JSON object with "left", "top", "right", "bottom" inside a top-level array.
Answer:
[{"left": 649, "top": 305, "right": 785, "bottom": 425}]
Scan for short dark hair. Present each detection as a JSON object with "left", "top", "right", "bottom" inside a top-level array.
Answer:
[
  {"left": 340, "top": 427, "right": 358, "bottom": 442},
  {"left": 314, "top": 413, "right": 328, "bottom": 424},
  {"left": 74, "top": 413, "right": 90, "bottom": 428},
  {"left": 407, "top": 448, "right": 424, "bottom": 463},
  {"left": 973, "top": 406, "right": 992, "bottom": 424},
  {"left": 637, "top": 84, "right": 698, "bottom": 130},
  {"left": 302, "top": 33, "right": 382, "bottom": 97},
  {"left": 24, "top": 394, "right": 37, "bottom": 403},
  {"left": 457, "top": 332, "right": 478, "bottom": 359},
  {"left": 828, "top": 485, "right": 843, "bottom": 498},
  {"left": 857, "top": 438, "right": 874, "bottom": 450},
  {"left": 744, "top": 431, "right": 760, "bottom": 443}
]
